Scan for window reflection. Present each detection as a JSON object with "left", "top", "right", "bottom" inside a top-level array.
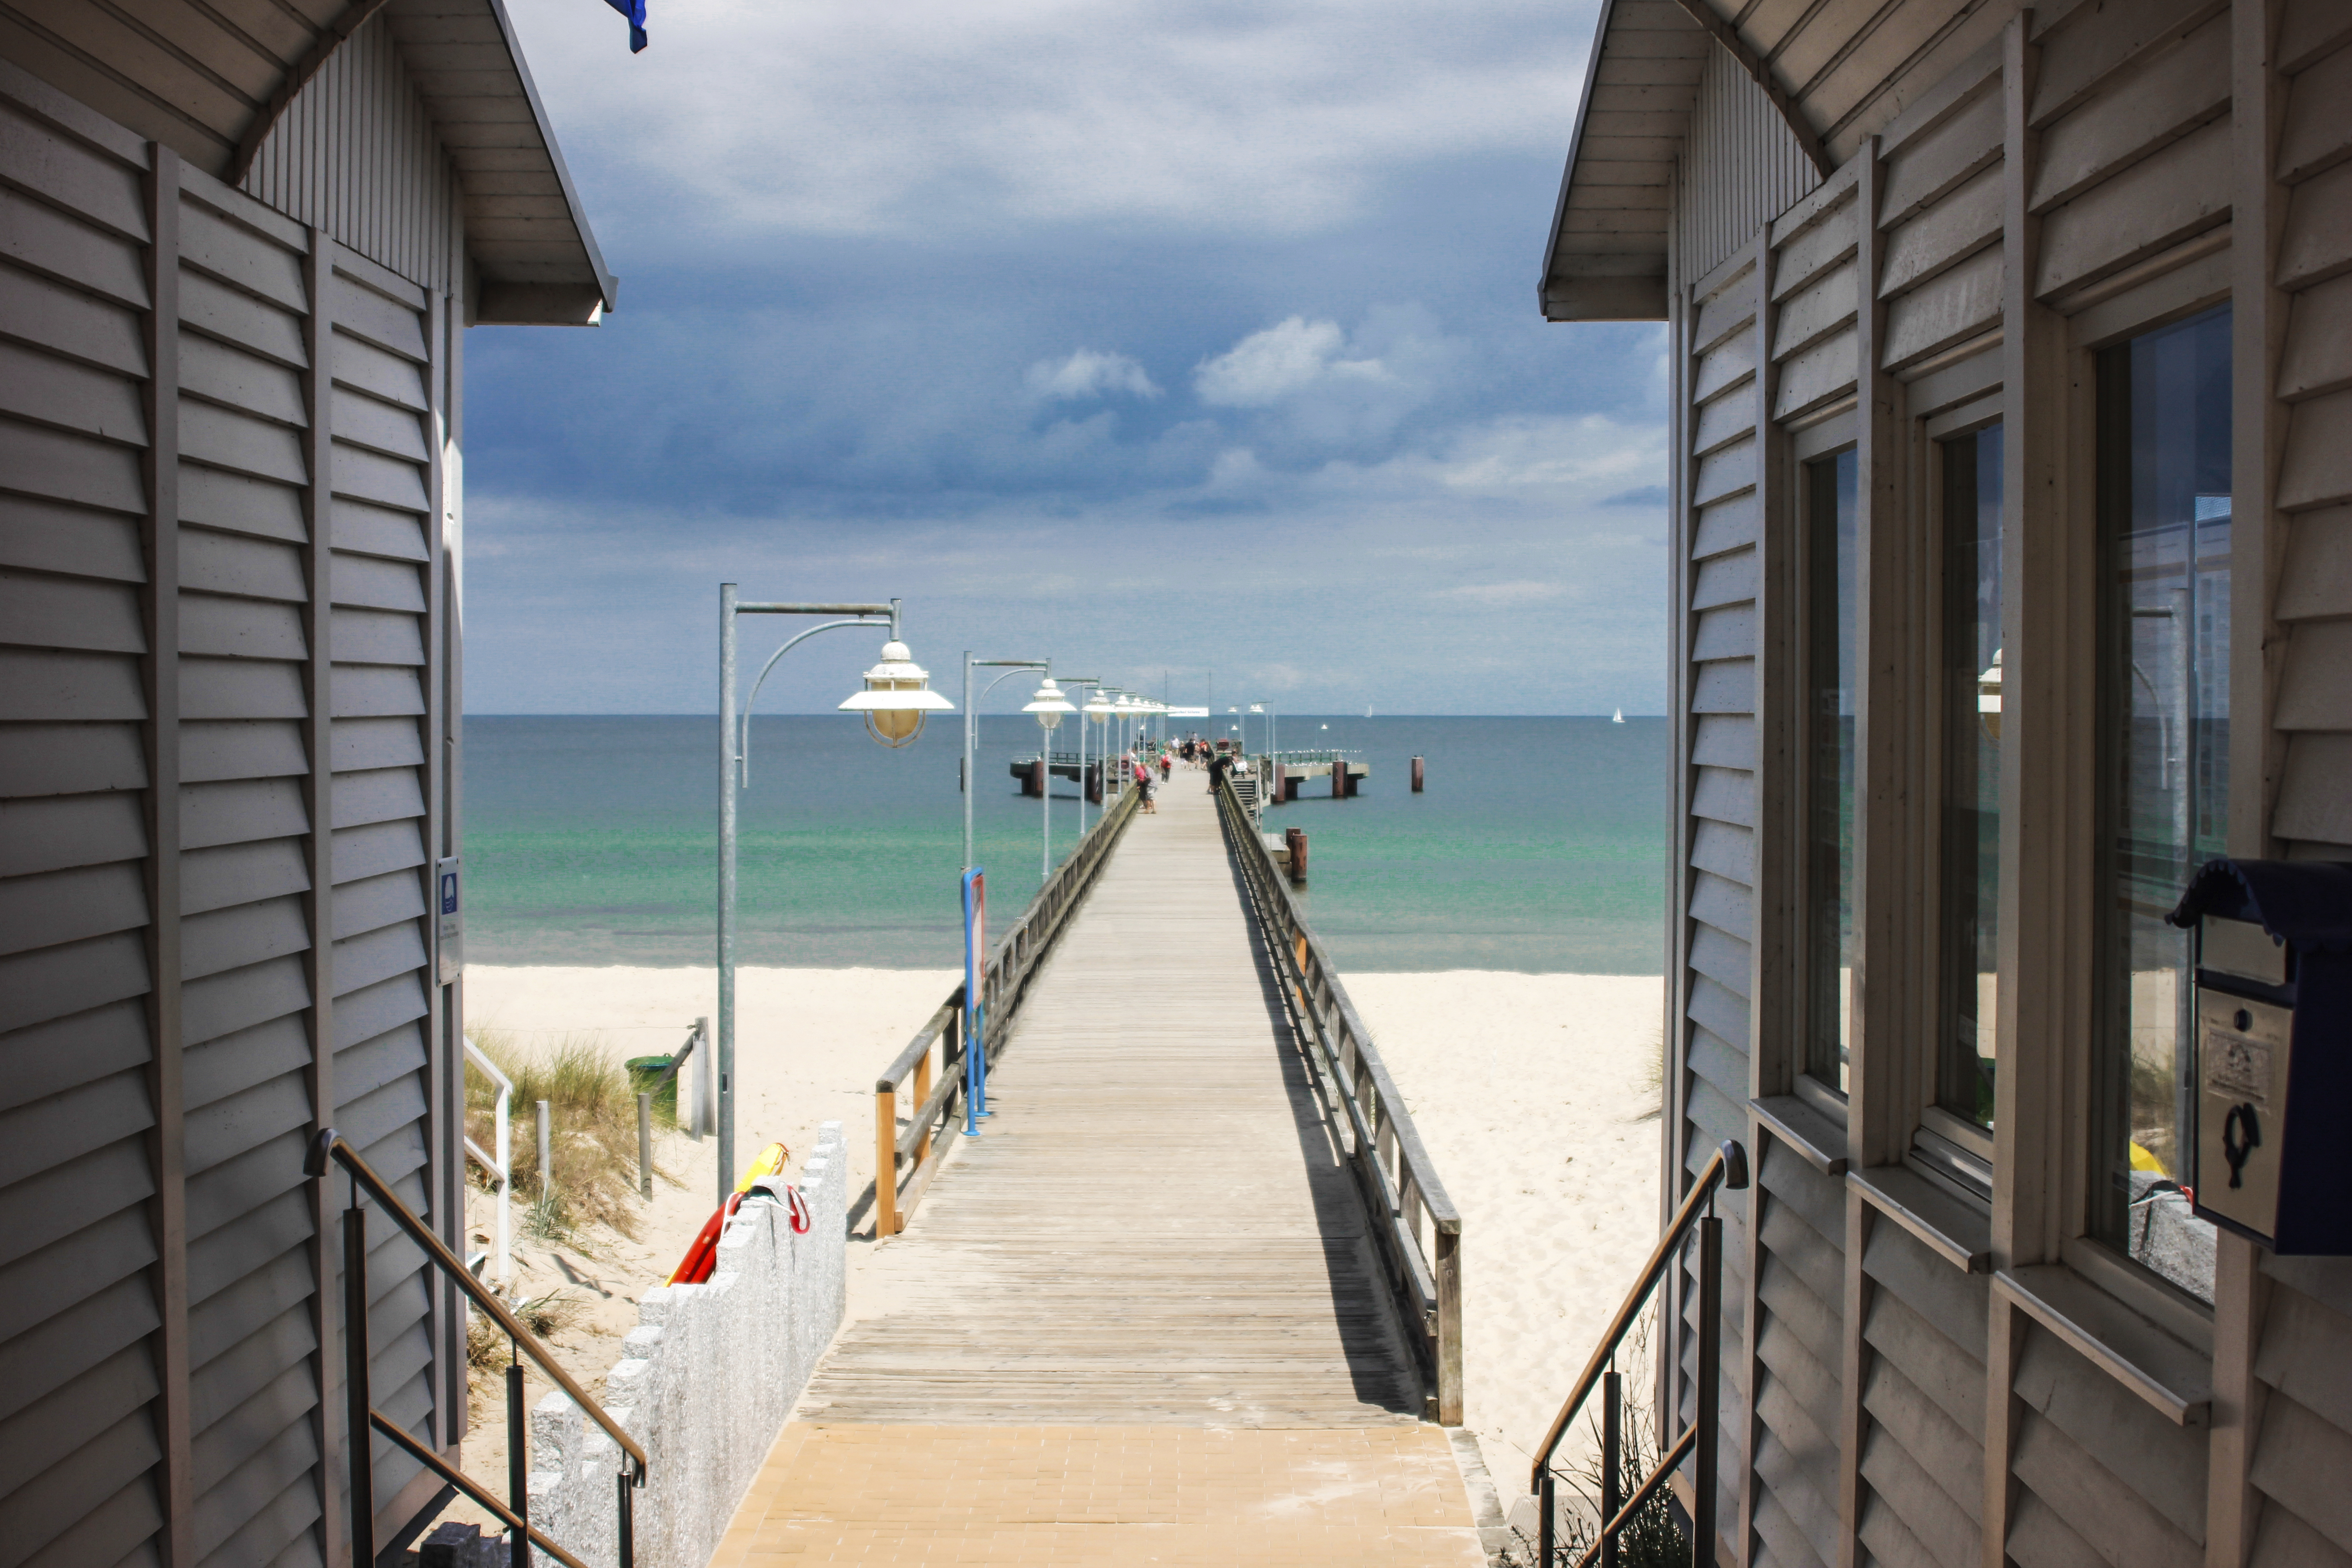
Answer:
[
  {"left": 1939, "top": 426, "right": 2002, "bottom": 1129},
  {"left": 2094, "top": 305, "right": 2230, "bottom": 1303},
  {"left": 1806, "top": 450, "right": 1858, "bottom": 1094}
]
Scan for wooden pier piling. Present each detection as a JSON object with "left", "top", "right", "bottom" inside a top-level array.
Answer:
[{"left": 1412, "top": 755, "right": 1424, "bottom": 792}]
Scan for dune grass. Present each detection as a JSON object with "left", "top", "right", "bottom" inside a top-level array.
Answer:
[{"left": 466, "top": 1029, "right": 649, "bottom": 1240}]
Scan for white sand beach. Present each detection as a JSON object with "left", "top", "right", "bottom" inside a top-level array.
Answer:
[
  {"left": 1347, "top": 972, "right": 1666, "bottom": 1490},
  {"left": 449, "top": 964, "right": 1661, "bottom": 1519}
]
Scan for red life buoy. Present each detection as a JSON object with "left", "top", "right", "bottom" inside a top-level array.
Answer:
[{"left": 666, "top": 1191, "right": 745, "bottom": 1286}]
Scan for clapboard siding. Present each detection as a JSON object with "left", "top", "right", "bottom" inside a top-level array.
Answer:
[
  {"left": 1589, "top": 7, "right": 2352, "bottom": 1568},
  {"left": 1857, "top": 1218, "right": 1986, "bottom": 1568},
  {"left": 0, "top": 40, "right": 461, "bottom": 1561},
  {"left": 324, "top": 244, "right": 441, "bottom": 1533},
  {"left": 2010, "top": 1326, "right": 2204, "bottom": 1568},
  {"left": 0, "top": 62, "right": 168, "bottom": 1567},
  {"left": 2251, "top": 1256, "right": 2352, "bottom": 1567},
  {"left": 2269, "top": 24, "right": 2352, "bottom": 859}
]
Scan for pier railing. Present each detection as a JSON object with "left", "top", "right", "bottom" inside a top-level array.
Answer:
[
  {"left": 873, "top": 781, "right": 1143, "bottom": 1236},
  {"left": 1213, "top": 771, "right": 1464, "bottom": 1424}
]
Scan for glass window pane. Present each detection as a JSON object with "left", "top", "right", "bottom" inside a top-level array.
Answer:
[
  {"left": 1940, "top": 426, "right": 2002, "bottom": 1129},
  {"left": 2094, "top": 304, "right": 2231, "bottom": 1303},
  {"left": 1807, "top": 450, "right": 1858, "bottom": 1092}
]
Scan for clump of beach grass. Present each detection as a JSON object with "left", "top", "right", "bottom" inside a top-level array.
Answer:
[
  {"left": 466, "top": 1029, "right": 648, "bottom": 1239},
  {"left": 1637, "top": 1026, "right": 1666, "bottom": 1120}
]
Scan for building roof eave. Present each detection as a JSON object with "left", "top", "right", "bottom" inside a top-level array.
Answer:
[
  {"left": 1537, "top": 0, "right": 1707, "bottom": 324},
  {"left": 389, "top": 0, "right": 618, "bottom": 323}
]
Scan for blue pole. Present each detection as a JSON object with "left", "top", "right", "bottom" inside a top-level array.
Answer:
[{"left": 963, "top": 867, "right": 987, "bottom": 1132}]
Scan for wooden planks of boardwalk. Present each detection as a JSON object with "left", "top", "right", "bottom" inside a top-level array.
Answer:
[{"left": 799, "top": 775, "right": 1424, "bottom": 1428}]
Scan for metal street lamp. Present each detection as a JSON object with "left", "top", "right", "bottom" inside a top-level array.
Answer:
[
  {"left": 1023, "top": 677, "right": 1075, "bottom": 878},
  {"left": 1084, "top": 686, "right": 1118, "bottom": 809},
  {"left": 718, "top": 587, "right": 951, "bottom": 1203},
  {"left": 962, "top": 657, "right": 1049, "bottom": 877},
  {"left": 1055, "top": 678, "right": 1102, "bottom": 836}
]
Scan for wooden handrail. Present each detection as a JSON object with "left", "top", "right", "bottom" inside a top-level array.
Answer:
[
  {"left": 1213, "top": 772, "right": 1464, "bottom": 1424},
  {"left": 1529, "top": 1137, "right": 1747, "bottom": 1482},
  {"left": 874, "top": 784, "right": 1143, "bottom": 1236},
  {"left": 1529, "top": 1137, "right": 1748, "bottom": 1568}
]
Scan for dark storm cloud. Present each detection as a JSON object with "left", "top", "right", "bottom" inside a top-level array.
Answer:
[{"left": 463, "top": 0, "right": 1668, "bottom": 715}]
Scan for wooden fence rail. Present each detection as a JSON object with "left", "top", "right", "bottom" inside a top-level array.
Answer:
[
  {"left": 1215, "top": 771, "right": 1465, "bottom": 1424},
  {"left": 873, "top": 783, "right": 1143, "bottom": 1237}
]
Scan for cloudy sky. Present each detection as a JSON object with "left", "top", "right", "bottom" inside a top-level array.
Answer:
[{"left": 464, "top": 0, "right": 1667, "bottom": 715}]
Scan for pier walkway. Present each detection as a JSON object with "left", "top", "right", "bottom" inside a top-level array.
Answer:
[{"left": 712, "top": 779, "right": 1484, "bottom": 1564}]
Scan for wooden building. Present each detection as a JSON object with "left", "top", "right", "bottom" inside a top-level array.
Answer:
[
  {"left": 1540, "top": 3, "right": 2351, "bottom": 1567},
  {"left": 0, "top": 0, "right": 612, "bottom": 1562}
]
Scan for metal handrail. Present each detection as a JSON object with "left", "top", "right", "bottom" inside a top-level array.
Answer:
[
  {"left": 1530, "top": 1136, "right": 1749, "bottom": 1568},
  {"left": 462, "top": 1035, "right": 514, "bottom": 1283},
  {"left": 873, "top": 781, "right": 1142, "bottom": 1235},
  {"left": 1213, "top": 770, "right": 1464, "bottom": 1422},
  {"left": 305, "top": 1128, "right": 646, "bottom": 1566}
]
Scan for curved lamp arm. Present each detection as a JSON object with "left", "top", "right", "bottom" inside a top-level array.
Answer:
[
  {"left": 741, "top": 616, "right": 890, "bottom": 785},
  {"left": 980, "top": 663, "right": 1046, "bottom": 701}
]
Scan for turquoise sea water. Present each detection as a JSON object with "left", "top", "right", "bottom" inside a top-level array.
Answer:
[{"left": 464, "top": 715, "right": 1667, "bottom": 973}]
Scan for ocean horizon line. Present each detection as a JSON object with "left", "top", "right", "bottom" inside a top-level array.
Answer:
[{"left": 465, "top": 711, "right": 1671, "bottom": 720}]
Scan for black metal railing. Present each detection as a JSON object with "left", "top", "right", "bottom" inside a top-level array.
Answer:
[
  {"left": 1214, "top": 770, "right": 1463, "bottom": 1422},
  {"left": 1531, "top": 1137, "right": 1748, "bottom": 1568},
  {"left": 306, "top": 1129, "right": 648, "bottom": 1568}
]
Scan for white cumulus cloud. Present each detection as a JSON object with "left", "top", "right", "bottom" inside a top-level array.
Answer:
[
  {"left": 1194, "top": 317, "right": 1395, "bottom": 407},
  {"left": 1025, "top": 348, "right": 1162, "bottom": 401}
]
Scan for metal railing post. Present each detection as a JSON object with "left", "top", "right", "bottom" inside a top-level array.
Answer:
[
  {"left": 343, "top": 1186, "right": 374, "bottom": 1565},
  {"left": 1601, "top": 1368, "right": 1622, "bottom": 1568},
  {"left": 1694, "top": 1213, "right": 1723, "bottom": 1568},
  {"left": 308, "top": 1128, "right": 643, "bottom": 1568},
  {"left": 637, "top": 1093, "right": 653, "bottom": 1199},
  {"left": 507, "top": 1363, "right": 529, "bottom": 1568}
]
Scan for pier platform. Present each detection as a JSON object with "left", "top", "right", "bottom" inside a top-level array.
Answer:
[{"left": 712, "top": 781, "right": 1481, "bottom": 1564}]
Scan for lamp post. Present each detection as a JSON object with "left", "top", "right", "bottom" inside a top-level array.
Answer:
[
  {"left": 718, "top": 587, "right": 951, "bottom": 1204},
  {"left": 1023, "top": 677, "right": 1075, "bottom": 878},
  {"left": 962, "top": 657, "right": 1050, "bottom": 876},
  {"left": 1084, "top": 686, "right": 1117, "bottom": 810},
  {"left": 1057, "top": 678, "right": 1102, "bottom": 836}
]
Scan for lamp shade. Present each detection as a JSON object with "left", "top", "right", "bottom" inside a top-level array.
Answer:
[
  {"left": 1023, "top": 677, "right": 1075, "bottom": 732},
  {"left": 839, "top": 639, "right": 954, "bottom": 747}
]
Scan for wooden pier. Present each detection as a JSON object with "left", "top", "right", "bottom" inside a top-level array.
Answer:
[{"left": 713, "top": 779, "right": 1481, "bottom": 1564}]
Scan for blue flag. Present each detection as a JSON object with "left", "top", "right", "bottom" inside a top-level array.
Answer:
[{"left": 603, "top": 0, "right": 646, "bottom": 52}]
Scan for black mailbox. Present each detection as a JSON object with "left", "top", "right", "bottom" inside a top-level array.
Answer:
[{"left": 2169, "top": 859, "right": 2352, "bottom": 1254}]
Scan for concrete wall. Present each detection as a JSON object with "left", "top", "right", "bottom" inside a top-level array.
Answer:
[{"left": 525, "top": 1122, "right": 849, "bottom": 1568}]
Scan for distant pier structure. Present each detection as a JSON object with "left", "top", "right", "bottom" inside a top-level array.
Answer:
[
  {"left": 1011, "top": 751, "right": 1101, "bottom": 799},
  {"left": 1262, "top": 750, "right": 1368, "bottom": 802}
]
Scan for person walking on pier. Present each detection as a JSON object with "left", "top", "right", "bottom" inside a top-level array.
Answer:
[{"left": 1135, "top": 755, "right": 1156, "bottom": 813}]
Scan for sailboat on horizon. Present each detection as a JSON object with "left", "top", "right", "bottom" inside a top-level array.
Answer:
[{"left": 1612, "top": 708, "right": 1624, "bottom": 723}]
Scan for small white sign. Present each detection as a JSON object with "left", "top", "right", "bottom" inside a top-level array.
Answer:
[{"left": 436, "top": 856, "right": 463, "bottom": 983}]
